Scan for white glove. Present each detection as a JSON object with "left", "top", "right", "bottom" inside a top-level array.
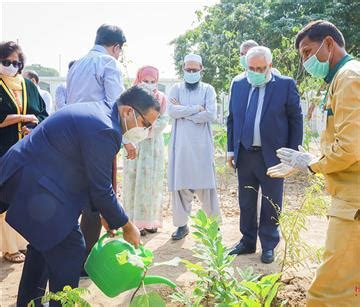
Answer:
[
  {"left": 276, "top": 145, "right": 316, "bottom": 171},
  {"left": 267, "top": 163, "right": 299, "bottom": 178}
]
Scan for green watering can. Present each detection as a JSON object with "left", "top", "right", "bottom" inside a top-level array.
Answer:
[{"left": 84, "top": 231, "right": 176, "bottom": 297}]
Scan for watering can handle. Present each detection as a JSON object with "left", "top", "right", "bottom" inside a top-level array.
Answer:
[
  {"left": 98, "top": 230, "right": 123, "bottom": 247},
  {"left": 98, "top": 230, "right": 146, "bottom": 252}
]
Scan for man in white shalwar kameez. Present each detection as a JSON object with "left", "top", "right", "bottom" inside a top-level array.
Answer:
[{"left": 168, "top": 54, "right": 220, "bottom": 240}]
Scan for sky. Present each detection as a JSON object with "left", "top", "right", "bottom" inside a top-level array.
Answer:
[{"left": 1, "top": 0, "right": 219, "bottom": 78}]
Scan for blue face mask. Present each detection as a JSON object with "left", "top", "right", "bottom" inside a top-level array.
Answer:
[
  {"left": 303, "top": 41, "right": 331, "bottom": 78},
  {"left": 247, "top": 69, "right": 267, "bottom": 86},
  {"left": 240, "top": 55, "right": 247, "bottom": 69},
  {"left": 184, "top": 71, "right": 201, "bottom": 84}
]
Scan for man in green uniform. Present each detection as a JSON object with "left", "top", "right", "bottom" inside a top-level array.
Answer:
[{"left": 268, "top": 20, "right": 360, "bottom": 306}]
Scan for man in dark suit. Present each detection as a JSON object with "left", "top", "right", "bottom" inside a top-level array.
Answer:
[
  {"left": 0, "top": 86, "right": 160, "bottom": 306},
  {"left": 227, "top": 46, "right": 303, "bottom": 263}
]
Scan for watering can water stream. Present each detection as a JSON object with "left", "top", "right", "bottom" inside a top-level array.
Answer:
[{"left": 84, "top": 231, "right": 176, "bottom": 298}]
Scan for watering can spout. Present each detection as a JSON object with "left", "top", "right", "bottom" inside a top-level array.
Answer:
[{"left": 143, "top": 275, "right": 177, "bottom": 289}]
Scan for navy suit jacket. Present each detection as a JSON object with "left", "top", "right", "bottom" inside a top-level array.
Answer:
[
  {"left": 227, "top": 74, "right": 303, "bottom": 168},
  {"left": 0, "top": 102, "right": 128, "bottom": 251}
]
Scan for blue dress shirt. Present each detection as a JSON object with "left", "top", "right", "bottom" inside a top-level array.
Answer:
[{"left": 66, "top": 45, "right": 124, "bottom": 107}]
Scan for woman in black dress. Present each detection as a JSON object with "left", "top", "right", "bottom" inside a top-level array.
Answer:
[{"left": 0, "top": 41, "right": 48, "bottom": 263}]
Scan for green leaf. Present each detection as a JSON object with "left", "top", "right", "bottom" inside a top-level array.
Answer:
[
  {"left": 240, "top": 281, "right": 261, "bottom": 296},
  {"left": 264, "top": 282, "right": 282, "bottom": 307},
  {"left": 239, "top": 295, "right": 261, "bottom": 307},
  {"left": 196, "top": 209, "right": 208, "bottom": 226},
  {"left": 260, "top": 273, "right": 282, "bottom": 298},
  {"left": 130, "top": 293, "right": 150, "bottom": 307},
  {"left": 192, "top": 231, "right": 205, "bottom": 239},
  {"left": 237, "top": 267, "right": 260, "bottom": 282},
  {"left": 130, "top": 292, "right": 166, "bottom": 307},
  {"left": 193, "top": 287, "right": 204, "bottom": 297},
  {"left": 182, "top": 261, "right": 206, "bottom": 274},
  {"left": 208, "top": 221, "right": 219, "bottom": 240}
]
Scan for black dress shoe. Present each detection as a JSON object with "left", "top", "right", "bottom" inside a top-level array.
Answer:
[
  {"left": 145, "top": 228, "right": 158, "bottom": 234},
  {"left": 171, "top": 225, "right": 189, "bottom": 240},
  {"left": 229, "top": 241, "right": 256, "bottom": 256},
  {"left": 261, "top": 249, "right": 275, "bottom": 264}
]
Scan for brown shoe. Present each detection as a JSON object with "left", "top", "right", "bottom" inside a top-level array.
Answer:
[{"left": 4, "top": 252, "right": 25, "bottom": 263}]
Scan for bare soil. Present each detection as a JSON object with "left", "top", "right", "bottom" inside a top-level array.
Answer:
[{"left": 0, "top": 162, "right": 327, "bottom": 306}]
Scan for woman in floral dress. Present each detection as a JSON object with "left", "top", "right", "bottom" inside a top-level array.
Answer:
[{"left": 123, "top": 66, "right": 168, "bottom": 235}]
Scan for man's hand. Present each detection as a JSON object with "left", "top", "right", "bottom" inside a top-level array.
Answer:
[
  {"left": 170, "top": 98, "right": 204, "bottom": 113},
  {"left": 101, "top": 217, "right": 117, "bottom": 237},
  {"left": 21, "top": 114, "right": 39, "bottom": 124},
  {"left": 267, "top": 163, "right": 299, "bottom": 178},
  {"left": 227, "top": 156, "right": 236, "bottom": 169},
  {"left": 124, "top": 143, "right": 137, "bottom": 160},
  {"left": 122, "top": 221, "right": 140, "bottom": 248},
  {"left": 170, "top": 98, "right": 180, "bottom": 105},
  {"left": 21, "top": 126, "right": 32, "bottom": 136},
  {"left": 276, "top": 145, "right": 316, "bottom": 171}
]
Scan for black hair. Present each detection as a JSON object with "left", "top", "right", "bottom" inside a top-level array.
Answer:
[
  {"left": 117, "top": 86, "right": 160, "bottom": 114},
  {"left": 0, "top": 41, "right": 25, "bottom": 73},
  {"left": 95, "top": 24, "right": 126, "bottom": 47},
  {"left": 23, "top": 70, "right": 39, "bottom": 83},
  {"left": 185, "top": 81, "right": 200, "bottom": 91},
  {"left": 295, "top": 20, "right": 345, "bottom": 50},
  {"left": 68, "top": 60, "right": 76, "bottom": 70}
]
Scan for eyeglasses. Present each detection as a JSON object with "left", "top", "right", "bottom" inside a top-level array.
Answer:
[
  {"left": 132, "top": 106, "right": 153, "bottom": 128},
  {"left": 183, "top": 68, "right": 201, "bottom": 73},
  {"left": 1, "top": 60, "right": 23, "bottom": 69}
]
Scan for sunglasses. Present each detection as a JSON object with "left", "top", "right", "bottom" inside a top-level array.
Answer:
[{"left": 1, "top": 60, "right": 23, "bottom": 69}]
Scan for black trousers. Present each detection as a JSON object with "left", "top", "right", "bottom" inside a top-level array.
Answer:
[
  {"left": 237, "top": 146, "right": 284, "bottom": 251},
  {"left": 80, "top": 207, "right": 102, "bottom": 259},
  {"left": 80, "top": 159, "right": 117, "bottom": 261},
  {"left": 17, "top": 226, "right": 86, "bottom": 307}
]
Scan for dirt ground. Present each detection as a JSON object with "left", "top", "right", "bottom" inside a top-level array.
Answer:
[{"left": 0, "top": 161, "right": 328, "bottom": 306}]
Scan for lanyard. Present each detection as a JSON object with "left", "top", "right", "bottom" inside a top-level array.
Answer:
[{"left": 0, "top": 78, "right": 28, "bottom": 139}]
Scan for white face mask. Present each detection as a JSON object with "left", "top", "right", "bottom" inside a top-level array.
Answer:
[
  {"left": 122, "top": 109, "right": 150, "bottom": 144},
  {"left": 141, "top": 82, "right": 157, "bottom": 92},
  {"left": 0, "top": 63, "right": 18, "bottom": 77}
]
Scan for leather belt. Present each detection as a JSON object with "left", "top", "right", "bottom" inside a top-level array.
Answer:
[{"left": 249, "top": 146, "right": 262, "bottom": 152}]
